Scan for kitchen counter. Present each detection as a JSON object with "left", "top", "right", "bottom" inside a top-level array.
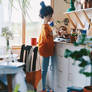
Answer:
[
  {"left": 47, "top": 41, "right": 90, "bottom": 92},
  {"left": 54, "top": 37, "right": 86, "bottom": 47}
]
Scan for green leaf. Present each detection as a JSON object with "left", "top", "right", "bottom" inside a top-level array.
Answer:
[
  {"left": 78, "top": 59, "right": 88, "bottom": 67},
  {"left": 73, "top": 42, "right": 79, "bottom": 46},
  {"left": 14, "top": 84, "right": 20, "bottom": 92},
  {"left": 89, "top": 38, "right": 92, "bottom": 41},
  {"left": 70, "top": 51, "right": 85, "bottom": 60},
  {"left": 80, "top": 48, "right": 90, "bottom": 56},
  {"left": 64, "top": 49, "right": 72, "bottom": 58},
  {"left": 71, "top": 33, "right": 77, "bottom": 36},
  {"left": 82, "top": 72, "right": 92, "bottom": 77}
]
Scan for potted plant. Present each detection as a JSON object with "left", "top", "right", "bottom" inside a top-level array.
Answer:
[
  {"left": 64, "top": 34, "right": 92, "bottom": 91},
  {"left": 70, "top": 29, "right": 78, "bottom": 43},
  {"left": 1, "top": 26, "right": 13, "bottom": 51}
]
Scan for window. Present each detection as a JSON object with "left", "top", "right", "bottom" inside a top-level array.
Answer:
[{"left": 11, "top": 0, "right": 51, "bottom": 46}]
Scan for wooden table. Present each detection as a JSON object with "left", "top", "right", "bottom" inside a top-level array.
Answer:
[{"left": 0, "top": 61, "right": 25, "bottom": 92}]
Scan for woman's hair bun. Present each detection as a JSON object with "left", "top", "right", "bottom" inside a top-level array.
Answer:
[{"left": 40, "top": 1, "right": 46, "bottom": 8}]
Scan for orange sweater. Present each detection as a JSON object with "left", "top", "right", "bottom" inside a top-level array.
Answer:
[{"left": 38, "top": 24, "right": 54, "bottom": 57}]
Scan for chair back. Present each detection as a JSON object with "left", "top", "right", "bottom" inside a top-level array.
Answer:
[
  {"left": 32, "top": 47, "right": 38, "bottom": 71},
  {"left": 19, "top": 44, "right": 32, "bottom": 72},
  {"left": 19, "top": 44, "right": 32, "bottom": 62}
]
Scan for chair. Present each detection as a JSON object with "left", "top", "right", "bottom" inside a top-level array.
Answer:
[
  {"left": 19, "top": 44, "right": 32, "bottom": 72},
  {"left": 26, "top": 46, "right": 42, "bottom": 92},
  {"left": 67, "top": 86, "right": 83, "bottom": 92},
  {"left": 19, "top": 45, "right": 41, "bottom": 91},
  {"left": 32, "top": 47, "right": 38, "bottom": 71}
]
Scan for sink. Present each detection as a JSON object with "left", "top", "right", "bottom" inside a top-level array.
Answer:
[{"left": 54, "top": 37, "right": 66, "bottom": 42}]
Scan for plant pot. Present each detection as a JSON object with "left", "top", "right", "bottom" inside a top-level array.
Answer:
[
  {"left": 70, "top": 36, "right": 77, "bottom": 43},
  {"left": 84, "top": 86, "right": 92, "bottom": 92}
]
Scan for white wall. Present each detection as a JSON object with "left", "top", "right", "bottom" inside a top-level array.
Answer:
[
  {"left": 53, "top": 0, "right": 70, "bottom": 33},
  {"left": 53, "top": 0, "right": 69, "bottom": 21}
]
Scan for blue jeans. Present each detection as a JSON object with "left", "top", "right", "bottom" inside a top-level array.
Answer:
[{"left": 41, "top": 56, "right": 50, "bottom": 91}]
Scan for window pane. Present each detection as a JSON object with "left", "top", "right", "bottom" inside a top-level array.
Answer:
[
  {"left": 10, "top": 0, "right": 22, "bottom": 46},
  {"left": 10, "top": 23, "right": 22, "bottom": 46}
]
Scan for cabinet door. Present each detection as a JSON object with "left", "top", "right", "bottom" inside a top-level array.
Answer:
[
  {"left": 55, "top": 56, "right": 69, "bottom": 92},
  {"left": 47, "top": 55, "right": 57, "bottom": 90}
]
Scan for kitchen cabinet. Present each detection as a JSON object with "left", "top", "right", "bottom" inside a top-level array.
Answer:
[
  {"left": 47, "top": 8, "right": 92, "bottom": 91},
  {"left": 47, "top": 42, "right": 90, "bottom": 92}
]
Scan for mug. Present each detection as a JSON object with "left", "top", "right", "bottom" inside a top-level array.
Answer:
[{"left": 31, "top": 38, "right": 37, "bottom": 46}]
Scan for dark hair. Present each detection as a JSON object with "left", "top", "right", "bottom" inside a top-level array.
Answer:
[{"left": 39, "top": 1, "right": 54, "bottom": 19}]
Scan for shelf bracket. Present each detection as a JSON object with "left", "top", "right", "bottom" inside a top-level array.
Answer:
[
  {"left": 82, "top": 10, "right": 92, "bottom": 26},
  {"left": 66, "top": 14, "right": 76, "bottom": 29},
  {"left": 73, "top": 12, "right": 85, "bottom": 28}
]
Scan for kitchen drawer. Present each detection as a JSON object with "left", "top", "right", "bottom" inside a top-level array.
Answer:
[{"left": 56, "top": 73, "right": 68, "bottom": 92}]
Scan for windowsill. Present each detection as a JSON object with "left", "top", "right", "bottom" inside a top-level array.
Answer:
[{"left": 12, "top": 46, "right": 21, "bottom": 50}]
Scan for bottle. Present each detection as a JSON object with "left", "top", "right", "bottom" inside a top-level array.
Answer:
[
  {"left": 87, "top": 0, "right": 92, "bottom": 8},
  {"left": 81, "top": 0, "right": 87, "bottom": 9}
]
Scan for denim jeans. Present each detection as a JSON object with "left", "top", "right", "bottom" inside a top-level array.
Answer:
[{"left": 41, "top": 56, "right": 50, "bottom": 91}]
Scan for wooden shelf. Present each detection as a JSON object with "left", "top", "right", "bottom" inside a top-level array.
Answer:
[{"left": 65, "top": 8, "right": 92, "bottom": 29}]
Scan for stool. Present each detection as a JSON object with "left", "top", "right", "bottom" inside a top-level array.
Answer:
[{"left": 67, "top": 86, "right": 83, "bottom": 92}]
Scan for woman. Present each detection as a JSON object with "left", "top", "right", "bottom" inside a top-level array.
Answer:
[{"left": 38, "top": 1, "right": 55, "bottom": 92}]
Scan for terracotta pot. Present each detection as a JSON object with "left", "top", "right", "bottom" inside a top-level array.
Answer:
[
  {"left": 70, "top": 36, "right": 77, "bottom": 43},
  {"left": 84, "top": 86, "right": 92, "bottom": 92}
]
